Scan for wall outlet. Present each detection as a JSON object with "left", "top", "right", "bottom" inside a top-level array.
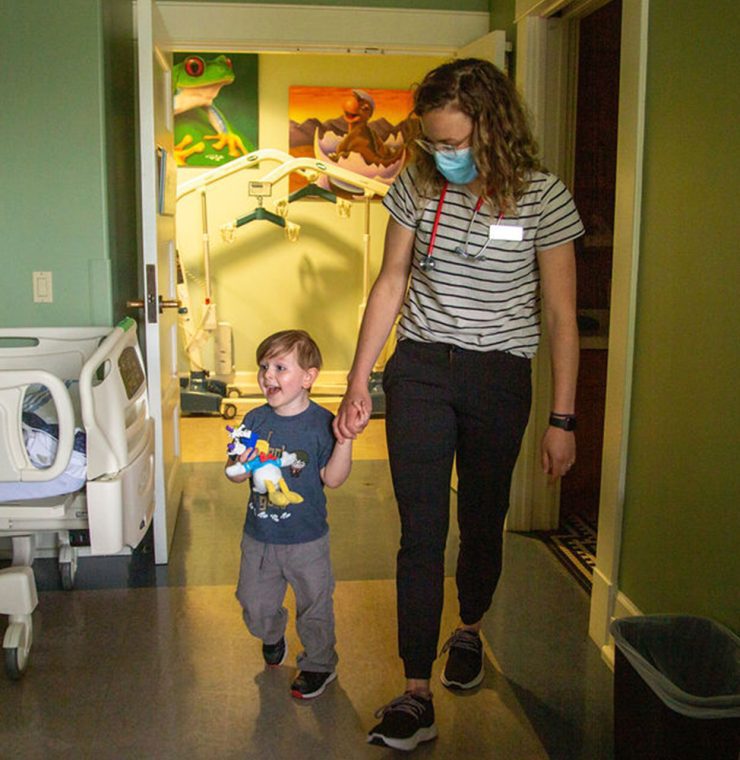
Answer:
[{"left": 33, "top": 271, "right": 53, "bottom": 303}]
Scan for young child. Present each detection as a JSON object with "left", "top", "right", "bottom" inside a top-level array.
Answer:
[{"left": 225, "top": 329, "right": 354, "bottom": 699}]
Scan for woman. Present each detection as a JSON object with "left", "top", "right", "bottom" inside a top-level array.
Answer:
[{"left": 334, "top": 58, "right": 584, "bottom": 752}]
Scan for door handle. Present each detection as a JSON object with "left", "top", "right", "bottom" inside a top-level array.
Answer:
[
  {"left": 127, "top": 296, "right": 181, "bottom": 313},
  {"left": 158, "top": 297, "right": 181, "bottom": 311}
]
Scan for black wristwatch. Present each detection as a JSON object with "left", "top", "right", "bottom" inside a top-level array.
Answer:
[{"left": 549, "top": 413, "right": 577, "bottom": 431}]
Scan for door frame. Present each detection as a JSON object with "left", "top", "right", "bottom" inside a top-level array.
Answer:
[
  {"left": 136, "top": 0, "right": 183, "bottom": 564},
  {"left": 514, "top": 0, "right": 649, "bottom": 659}
]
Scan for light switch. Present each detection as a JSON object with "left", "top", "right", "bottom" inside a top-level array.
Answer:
[{"left": 33, "top": 271, "right": 53, "bottom": 303}]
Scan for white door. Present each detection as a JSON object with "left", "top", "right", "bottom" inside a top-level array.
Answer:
[
  {"left": 457, "top": 30, "right": 507, "bottom": 72},
  {"left": 137, "top": 0, "right": 183, "bottom": 564}
]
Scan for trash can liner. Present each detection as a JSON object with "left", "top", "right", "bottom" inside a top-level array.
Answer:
[{"left": 610, "top": 615, "right": 740, "bottom": 720}]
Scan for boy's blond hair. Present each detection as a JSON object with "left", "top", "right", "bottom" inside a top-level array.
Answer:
[{"left": 256, "top": 329, "right": 323, "bottom": 371}]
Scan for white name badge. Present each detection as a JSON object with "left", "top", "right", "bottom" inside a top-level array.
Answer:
[{"left": 490, "top": 224, "right": 524, "bottom": 241}]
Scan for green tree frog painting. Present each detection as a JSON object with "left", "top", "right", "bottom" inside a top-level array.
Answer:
[{"left": 173, "top": 53, "right": 259, "bottom": 167}]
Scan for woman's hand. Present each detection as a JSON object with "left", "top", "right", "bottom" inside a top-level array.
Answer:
[
  {"left": 541, "top": 427, "right": 576, "bottom": 482},
  {"left": 333, "top": 385, "right": 372, "bottom": 443}
]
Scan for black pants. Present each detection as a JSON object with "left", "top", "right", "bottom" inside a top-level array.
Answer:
[{"left": 383, "top": 339, "right": 532, "bottom": 679}]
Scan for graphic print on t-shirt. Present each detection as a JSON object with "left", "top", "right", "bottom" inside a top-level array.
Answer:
[
  {"left": 241, "top": 402, "right": 334, "bottom": 545},
  {"left": 248, "top": 433, "right": 309, "bottom": 522}
]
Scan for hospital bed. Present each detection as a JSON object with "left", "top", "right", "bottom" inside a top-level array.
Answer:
[{"left": 0, "top": 318, "right": 154, "bottom": 679}]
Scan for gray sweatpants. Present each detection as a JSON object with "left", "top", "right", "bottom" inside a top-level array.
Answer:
[{"left": 236, "top": 532, "right": 338, "bottom": 673}]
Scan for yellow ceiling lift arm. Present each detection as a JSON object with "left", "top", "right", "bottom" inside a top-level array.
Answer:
[
  {"left": 256, "top": 157, "right": 389, "bottom": 199},
  {"left": 176, "top": 148, "right": 314, "bottom": 202}
]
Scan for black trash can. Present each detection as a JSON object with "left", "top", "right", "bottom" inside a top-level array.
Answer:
[{"left": 610, "top": 615, "right": 740, "bottom": 760}]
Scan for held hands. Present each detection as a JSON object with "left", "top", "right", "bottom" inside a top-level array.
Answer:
[
  {"left": 541, "top": 427, "right": 576, "bottom": 482},
  {"left": 333, "top": 385, "right": 372, "bottom": 443}
]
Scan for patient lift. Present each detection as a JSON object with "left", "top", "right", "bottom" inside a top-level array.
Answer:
[{"left": 176, "top": 149, "right": 394, "bottom": 417}]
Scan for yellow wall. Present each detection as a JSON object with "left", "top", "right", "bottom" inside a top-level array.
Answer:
[{"left": 176, "top": 52, "right": 445, "bottom": 374}]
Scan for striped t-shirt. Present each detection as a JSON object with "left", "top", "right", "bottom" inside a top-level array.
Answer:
[{"left": 382, "top": 165, "right": 584, "bottom": 358}]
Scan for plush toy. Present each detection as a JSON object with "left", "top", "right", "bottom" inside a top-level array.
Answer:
[{"left": 225, "top": 424, "right": 303, "bottom": 507}]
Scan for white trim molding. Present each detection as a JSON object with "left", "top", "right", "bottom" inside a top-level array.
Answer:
[
  {"left": 516, "top": 0, "right": 613, "bottom": 22},
  {"left": 591, "top": 574, "right": 643, "bottom": 669},
  {"left": 158, "top": 2, "right": 489, "bottom": 55},
  {"left": 588, "top": 0, "right": 649, "bottom": 659}
]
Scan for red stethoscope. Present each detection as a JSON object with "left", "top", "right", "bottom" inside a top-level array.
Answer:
[{"left": 420, "top": 181, "right": 501, "bottom": 271}]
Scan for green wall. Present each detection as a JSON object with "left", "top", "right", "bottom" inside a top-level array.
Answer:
[
  {"left": 101, "top": 1, "right": 141, "bottom": 321},
  {"left": 620, "top": 0, "right": 740, "bottom": 630},
  {"left": 0, "top": 0, "right": 137, "bottom": 328},
  {"left": 489, "top": 0, "right": 516, "bottom": 41}
]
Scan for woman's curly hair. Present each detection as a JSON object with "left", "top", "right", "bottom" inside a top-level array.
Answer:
[{"left": 409, "top": 58, "right": 541, "bottom": 214}]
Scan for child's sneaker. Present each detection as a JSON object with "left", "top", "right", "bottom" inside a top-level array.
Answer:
[
  {"left": 440, "top": 628, "right": 484, "bottom": 689},
  {"left": 290, "top": 670, "right": 337, "bottom": 699},
  {"left": 367, "top": 692, "right": 437, "bottom": 751},
  {"left": 262, "top": 636, "right": 287, "bottom": 667}
]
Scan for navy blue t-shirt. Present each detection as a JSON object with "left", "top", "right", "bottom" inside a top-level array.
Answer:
[{"left": 240, "top": 401, "right": 335, "bottom": 544}]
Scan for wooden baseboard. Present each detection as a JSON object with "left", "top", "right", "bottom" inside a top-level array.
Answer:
[{"left": 589, "top": 566, "right": 642, "bottom": 670}]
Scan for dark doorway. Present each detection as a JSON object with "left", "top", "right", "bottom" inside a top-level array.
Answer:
[{"left": 560, "top": 0, "right": 622, "bottom": 533}]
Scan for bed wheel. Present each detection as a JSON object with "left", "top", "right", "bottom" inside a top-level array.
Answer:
[
  {"left": 3, "top": 617, "right": 33, "bottom": 680},
  {"left": 60, "top": 563, "right": 75, "bottom": 591},
  {"left": 4, "top": 646, "right": 27, "bottom": 680},
  {"left": 58, "top": 544, "right": 78, "bottom": 591},
  {"left": 222, "top": 403, "right": 238, "bottom": 419}
]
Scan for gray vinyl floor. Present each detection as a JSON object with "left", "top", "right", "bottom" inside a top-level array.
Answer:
[{"left": 0, "top": 458, "right": 614, "bottom": 759}]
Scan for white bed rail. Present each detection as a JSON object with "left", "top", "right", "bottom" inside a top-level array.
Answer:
[
  {"left": 79, "top": 319, "right": 150, "bottom": 480},
  {"left": 0, "top": 371, "right": 74, "bottom": 483}
]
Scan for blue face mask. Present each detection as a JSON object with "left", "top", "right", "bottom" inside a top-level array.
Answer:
[{"left": 434, "top": 147, "right": 478, "bottom": 185}]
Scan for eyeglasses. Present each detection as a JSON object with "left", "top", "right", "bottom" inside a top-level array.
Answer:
[{"left": 414, "top": 135, "right": 472, "bottom": 156}]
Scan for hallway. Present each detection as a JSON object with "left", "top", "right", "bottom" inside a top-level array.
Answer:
[{"left": 0, "top": 418, "right": 613, "bottom": 758}]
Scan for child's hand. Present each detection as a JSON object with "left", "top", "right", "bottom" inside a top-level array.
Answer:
[
  {"left": 350, "top": 400, "right": 370, "bottom": 430},
  {"left": 225, "top": 447, "right": 255, "bottom": 481},
  {"left": 238, "top": 446, "right": 256, "bottom": 463},
  {"left": 334, "top": 391, "right": 371, "bottom": 443}
]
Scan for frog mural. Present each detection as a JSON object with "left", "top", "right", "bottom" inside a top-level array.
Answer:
[{"left": 173, "top": 54, "right": 257, "bottom": 167}]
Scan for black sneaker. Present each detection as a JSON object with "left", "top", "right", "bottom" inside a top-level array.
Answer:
[
  {"left": 367, "top": 692, "right": 437, "bottom": 751},
  {"left": 262, "top": 637, "right": 287, "bottom": 667},
  {"left": 440, "top": 628, "right": 484, "bottom": 689},
  {"left": 290, "top": 670, "right": 337, "bottom": 699}
]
